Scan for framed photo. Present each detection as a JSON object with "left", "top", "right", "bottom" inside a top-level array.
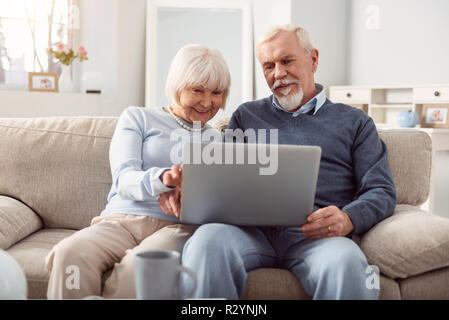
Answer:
[
  {"left": 28, "top": 72, "right": 59, "bottom": 92},
  {"left": 421, "top": 104, "right": 449, "bottom": 128}
]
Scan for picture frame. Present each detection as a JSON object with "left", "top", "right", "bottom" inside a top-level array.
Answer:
[
  {"left": 28, "top": 72, "right": 59, "bottom": 92},
  {"left": 421, "top": 104, "right": 449, "bottom": 128}
]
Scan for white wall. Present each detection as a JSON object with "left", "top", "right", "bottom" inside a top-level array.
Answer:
[
  {"left": 291, "top": 0, "right": 349, "bottom": 90},
  {"left": 252, "top": 0, "right": 292, "bottom": 100},
  {"left": 252, "top": 0, "right": 350, "bottom": 97},
  {"left": 79, "top": 0, "right": 118, "bottom": 96},
  {"left": 154, "top": 7, "right": 243, "bottom": 119},
  {"left": 3, "top": 0, "right": 449, "bottom": 117},
  {"left": 114, "top": 0, "right": 146, "bottom": 113},
  {"left": 435, "top": 151, "right": 449, "bottom": 219},
  {"left": 0, "top": 0, "right": 146, "bottom": 117},
  {"left": 348, "top": 0, "right": 449, "bottom": 85}
]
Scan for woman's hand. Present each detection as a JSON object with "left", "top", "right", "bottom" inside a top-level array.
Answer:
[
  {"left": 159, "top": 165, "right": 183, "bottom": 217},
  {"left": 158, "top": 186, "right": 182, "bottom": 218},
  {"left": 161, "top": 164, "right": 183, "bottom": 187}
]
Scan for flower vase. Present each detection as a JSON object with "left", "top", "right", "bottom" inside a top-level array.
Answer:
[{"left": 58, "top": 65, "right": 76, "bottom": 93}]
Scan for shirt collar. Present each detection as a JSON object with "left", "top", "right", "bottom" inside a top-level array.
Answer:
[{"left": 272, "top": 83, "right": 326, "bottom": 117}]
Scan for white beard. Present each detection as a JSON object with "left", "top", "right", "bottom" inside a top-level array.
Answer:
[
  {"left": 275, "top": 88, "right": 304, "bottom": 111},
  {"left": 271, "top": 79, "right": 304, "bottom": 111}
]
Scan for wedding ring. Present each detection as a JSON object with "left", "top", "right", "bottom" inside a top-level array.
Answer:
[{"left": 328, "top": 225, "right": 332, "bottom": 233}]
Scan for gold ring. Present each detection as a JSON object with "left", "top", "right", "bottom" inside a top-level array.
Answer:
[{"left": 328, "top": 225, "right": 332, "bottom": 233}]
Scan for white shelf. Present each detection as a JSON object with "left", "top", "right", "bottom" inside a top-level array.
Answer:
[
  {"left": 329, "top": 84, "right": 449, "bottom": 128},
  {"left": 370, "top": 104, "right": 413, "bottom": 109},
  {"left": 0, "top": 90, "right": 118, "bottom": 117}
]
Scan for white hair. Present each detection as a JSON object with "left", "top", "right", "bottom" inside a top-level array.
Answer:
[
  {"left": 255, "top": 23, "right": 315, "bottom": 60},
  {"left": 165, "top": 44, "right": 231, "bottom": 109}
]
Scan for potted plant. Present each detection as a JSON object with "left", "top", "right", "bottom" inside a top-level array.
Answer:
[{"left": 47, "top": 43, "right": 88, "bottom": 92}]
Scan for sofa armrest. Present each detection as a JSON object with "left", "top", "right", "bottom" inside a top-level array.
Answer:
[
  {"left": 0, "top": 195, "right": 42, "bottom": 250},
  {"left": 360, "top": 204, "right": 449, "bottom": 279}
]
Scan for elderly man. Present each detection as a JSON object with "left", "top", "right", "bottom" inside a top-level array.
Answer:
[{"left": 179, "top": 23, "right": 397, "bottom": 300}]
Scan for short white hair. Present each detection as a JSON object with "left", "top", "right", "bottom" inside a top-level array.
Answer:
[
  {"left": 165, "top": 44, "right": 231, "bottom": 109},
  {"left": 255, "top": 23, "right": 315, "bottom": 60}
]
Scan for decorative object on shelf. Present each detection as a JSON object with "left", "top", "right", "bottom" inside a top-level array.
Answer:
[
  {"left": 81, "top": 71, "right": 103, "bottom": 94},
  {"left": 421, "top": 104, "right": 449, "bottom": 128},
  {"left": 58, "top": 64, "right": 76, "bottom": 93},
  {"left": 0, "top": 249, "right": 27, "bottom": 299},
  {"left": 48, "top": 44, "right": 88, "bottom": 93},
  {"left": 28, "top": 72, "right": 59, "bottom": 92},
  {"left": 397, "top": 110, "right": 419, "bottom": 128}
]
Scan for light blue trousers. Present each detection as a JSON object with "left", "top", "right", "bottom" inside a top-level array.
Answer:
[{"left": 181, "top": 223, "right": 378, "bottom": 300}]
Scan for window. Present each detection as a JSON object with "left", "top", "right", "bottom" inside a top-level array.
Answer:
[{"left": 0, "top": 0, "right": 77, "bottom": 89}]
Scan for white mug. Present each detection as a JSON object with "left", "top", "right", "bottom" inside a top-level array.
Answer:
[{"left": 134, "top": 250, "right": 197, "bottom": 300}]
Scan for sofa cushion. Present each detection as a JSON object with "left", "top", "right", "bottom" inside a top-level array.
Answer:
[
  {"left": 7, "top": 228, "right": 76, "bottom": 299},
  {"left": 213, "top": 122, "right": 432, "bottom": 207},
  {"left": 398, "top": 267, "right": 449, "bottom": 299},
  {"left": 0, "top": 196, "right": 42, "bottom": 250},
  {"left": 240, "top": 268, "right": 401, "bottom": 300},
  {"left": 378, "top": 130, "right": 431, "bottom": 206},
  {"left": 378, "top": 274, "right": 401, "bottom": 300},
  {"left": 0, "top": 117, "right": 118, "bottom": 229},
  {"left": 360, "top": 204, "right": 449, "bottom": 279},
  {"left": 241, "top": 268, "right": 310, "bottom": 300}
]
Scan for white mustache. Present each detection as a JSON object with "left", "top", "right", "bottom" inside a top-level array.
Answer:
[{"left": 271, "top": 79, "right": 300, "bottom": 91}]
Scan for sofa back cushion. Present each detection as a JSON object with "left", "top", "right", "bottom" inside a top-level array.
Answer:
[
  {"left": 0, "top": 116, "right": 432, "bottom": 230},
  {"left": 378, "top": 130, "right": 431, "bottom": 206},
  {"left": 0, "top": 117, "right": 117, "bottom": 229},
  {"left": 213, "top": 119, "right": 432, "bottom": 206}
]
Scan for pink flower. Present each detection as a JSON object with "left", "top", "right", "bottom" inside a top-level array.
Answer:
[
  {"left": 49, "top": 44, "right": 88, "bottom": 65},
  {"left": 77, "top": 46, "right": 88, "bottom": 58}
]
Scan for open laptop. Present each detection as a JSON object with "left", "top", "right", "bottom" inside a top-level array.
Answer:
[{"left": 179, "top": 142, "right": 321, "bottom": 226}]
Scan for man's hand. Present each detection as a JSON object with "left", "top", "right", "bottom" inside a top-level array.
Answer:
[
  {"left": 301, "top": 206, "right": 354, "bottom": 239},
  {"left": 158, "top": 186, "right": 182, "bottom": 218},
  {"left": 161, "top": 164, "right": 182, "bottom": 187}
]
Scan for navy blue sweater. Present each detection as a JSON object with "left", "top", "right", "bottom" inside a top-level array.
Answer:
[{"left": 228, "top": 96, "right": 397, "bottom": 235}]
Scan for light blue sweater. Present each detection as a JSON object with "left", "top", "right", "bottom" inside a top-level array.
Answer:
[{"left": 101, "top": 106, "right": 214, "bottom": 222}]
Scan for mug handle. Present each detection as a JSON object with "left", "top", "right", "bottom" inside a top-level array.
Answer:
[{"left": 177, "top": 265, "right": 197, "bottom": 299}]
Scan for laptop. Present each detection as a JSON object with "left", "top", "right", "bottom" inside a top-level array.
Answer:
[{"left": 179, "top": 142, "right": 321, "bottom": 226}]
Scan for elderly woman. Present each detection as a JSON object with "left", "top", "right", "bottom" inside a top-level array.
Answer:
[{"left": 45, "top": 44, "right": 231, "bottom": 299}]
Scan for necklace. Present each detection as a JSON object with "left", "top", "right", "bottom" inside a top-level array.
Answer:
[{"left": 167, "top": 106, "right": 205, "bottom": 132}]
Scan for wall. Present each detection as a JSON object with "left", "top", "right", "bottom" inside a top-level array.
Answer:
[
  {"left": 291, "top": 0, "right": 349, "bottom": 91},
  {"left": 252, "top": 0, "right": 292, "bottom": 100},
  {"left": 79, "top": 0, "right": 118, "bottom": 96},
  {"left": 0, "top": 0, "right": 146, "bottom": 117},
  {"left": 3, "top": 0, "right": 449, "bottom": 117},
  {"left": 253, "top": 0, "right": 350, "bottom": 97},
  {"left": 155, "top": 7, "right": 243, "bottom": 119},
  {"left": 435, "top": 151, "right": 449, "bottom": 218},
  {"left": 0, "top": 0, "right": 327, "bottom": 117},
  {"left": 348, "top": 0, "right": 449, "bottom": 85},
  {"left": 114, "top": 0, "right": 146, "bottom": 113}
]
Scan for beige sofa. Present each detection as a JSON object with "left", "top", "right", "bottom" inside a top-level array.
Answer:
[{"left": 1, "top": 115, "right": 449, "bottom": 299}]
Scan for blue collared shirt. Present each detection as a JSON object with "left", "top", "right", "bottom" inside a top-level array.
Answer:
[{"left": 272, "top": 83, "right": 326, "bottom": 117}]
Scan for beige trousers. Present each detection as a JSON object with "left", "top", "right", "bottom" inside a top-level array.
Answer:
[{"left": 45, "top": 214, "right": 196, "bottom": 299}]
